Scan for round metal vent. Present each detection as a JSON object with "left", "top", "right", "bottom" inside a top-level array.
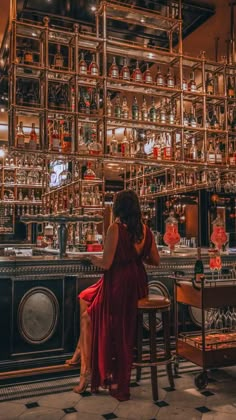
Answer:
[
  {"left": 18, "top": 287, "right": 59, "bottom": 345},
  {"left": 143, "top": 281, "right": 170, "bottom": 331}
]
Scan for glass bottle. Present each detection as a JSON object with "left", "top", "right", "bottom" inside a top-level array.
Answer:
[
  {"left": 189, "top": 137, "right": 198, "bottom": 161},
  {"left": 90, "top": 91, "right": 98, "bottom": 115},
  {"left": 207, "top": 140, "right": 215, "bottom": 163},
  {"left": 182, "top": 76, "right": 188, "bottom": 91},
  {"left": 168, "top": 102, "right": 175, "bottom": 124},
  {"left": 16, "top": 81, "right": 24, "bottom": 105},
  {"left": 188, "top": 72, "right": 197, "bottom": 92},
  {"left": 58, "top": 84, "right": 68, "bottom": 110},
  {"left": 27, "top": 84, "right": 38, "bottom": 106},
  {"left": 132, "top": 96, "right": 139, "bottom": 120},
  {"left": 120, "top": 57, "right": 130, "bottom": 81},
  {"left": 206, "top": 72, "right": 214, "bottom": 95},
  {"left": 153, "top": 135, "right": 161, "bottom": 160},
  {"left": 121, "top": 96, "right": 129, "bottom": 119},
  {"left": 77, "top": 127, "right": 88, "bottom": 155},
  {"left": 166, "top": 67, "right": 175, "bottom": 88},
  {"left": 110, "top": 129, "right": 118, "bottom": 156},
  {"left": 114, "top": 95, "right": 122, "bottom": 118},
  {"left": 109, "top": 56, "right": 119, "bottom": 78},
  {"left": 143, "top": 63, "right": 153, "bottom": 84},
  {"left": 84, "top": 162, "right": 96, "bottom": 180},
  {"left": 16, "top": 121, "right": 25, "bottom": 149},
  {"left": 141, "top": 96, "right": 148, "bottom": 121},
  {"left": 107, "top": 94, "right": 112, "bottom": 117},
  {"left": 149, "top": 97, "right": 157, "bottom": 122},
  {"left": 163, "top": 132, "right": 172, "bottom": 160},
  {"left": 78, "top": 90, "right": 86, "bottom": 113},
  {"left": 48, "top": 84, "right": 57, "bottom": 108},
  {"left": 29, "top": 123, "right": 37, "bottom": 150},
  {"left": 156, "top": 66, "right": 164, "bottom": 86},
  {"left": 132, "top": 61, "right": 143, "bottom": 82},
  {"left": 24, "top": 42, "right": 33, "bottom": 65},
  {"left": 88, "top": 131, "right": 102, "bottom": 155},
  {"left": 229, "top": 142, "right": 236, "bottom": 165},
  {"left": 50, "top": 121, "right": 60, "bottom": 152},
  {"left": 121, "top": 128, "right": 129, "bottom": 157},
  {"left": 79, "top": 52, "right": 88, "bottom": 75},
  {"left": 89, "top": 54, "right": 99, "bottom": 76},
  {"left": 189, "top": 107, "right": 197, "bottom": 128},
  {"left": 54, "top": 44, "right": 64, "bottom": 69},
  {"left": 227, "top": 76, "right": 235, "bottom": 98},
  {"left": 183, "top": 109, "right": 189, "bottom": 126},
  {"left": 210, "top": 107, "right": 219, "bottom": 129},
  {"left": 215, "top": 138, "right": 222, "bottom": 163},
  {"left": 61, "top": 122, "right": 72, "bottom": 153},
  {"left": 159, "top": 100, "right": 166, "bottom": 124}
]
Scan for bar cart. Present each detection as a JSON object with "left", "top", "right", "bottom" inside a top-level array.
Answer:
[{"left": 174, "top": 274, "right": 236, "bottom": 389}]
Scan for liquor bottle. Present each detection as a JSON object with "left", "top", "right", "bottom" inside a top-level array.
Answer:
[
  {"left": 153, "top": 135, "right": 161, "bottom": 160},
  {"left": 132, "top": 96, "right": 139, "bottom": 120},
  {"left": 210, "top": 107, "right": 219, "bottom": 129},
  {"left": 189, "top": 137, "right": 198, "bottom": 161},
  {"left": 194, "top": 248, "right": 204, "bottom": 282},
  {"left": 141, "top": 96, "right": 148, "bottom": 121},
  {"left": 182, "top": 76, "right": 188, "bottom": 91},
  {"left": 227, "top": 76, "right": 235, "bottom": 98},
  {"left": 143, "top": 63, "right": 153, "bottom": 84},
  {"left": 166, "top": 67, "right": 175, "bottom": 88},
  {"left": 156, "top": 66, "right": 164, "bottom": 86},
  {"left": 58, "top": 85, "right": 68, "bottom": 110},
  {"left": 206, "top": 72, "right": 214, "bottom": 95},
  {"left": 149, "top": 97, "right": 157, "bottom": 122},
  {"left": 183, "top": 109, "right": 189, "bottom": 126},
  {"left": 48, "top": 84, "right": 57, "bottom": 108},
  {"left": 229, "top": 142, "right": 236, "bottom": 165},
  {"left": 121, "top": 128, "right": 129, "bottom": 156},
  {"left": 120, "top": 57, "right": 130, "bottom": 81},
  {"left": 132, "top": 61, "right": 143, "bottom": 82},
  {"left": 54, "top": 44, "right": 64, "bottom": 69},
  {"left": 114, "top": 95, "right": 122, "bottom": 118},
  {"left": 50, "top": 121, "right": 60, "bottom": 151},
  {"left": 109, "top": 56, "right": 119, "bottom": 78},
  {"left": 61, "top": 122, "right": 72, "bottom": 153},
  {"left": 16, "top": 81, "right": 24, "bottom": 105},
  {"left": 78, "top": 90, "right": 86, "bottom": 113},
  {"left": 129, "top": 129, "right": 136, "bottom": 157},
  {"left": 168, "top": 101, "right": 175, "bottom": 124},
  {"left": 79, "top": 52, "right": 88, "bottom": 75},
  {"left": 189, "top": 107, "right": 197, "bottom": 128},
  {"left": 24, "top": 42, "right": 33, "bottom": 65},
  {"left": 88, "top": 131, "right": 102, "bottom": 155},
  {"left": 215, "top": 138, "right": 222, "bottom": 163},
  {"left": 18, "top": 189, "right": 23, "bottom": 201},
  {"left": 90, "top": 91, "right": 98, "bottom": 115},
  {"left": 77, "top": 127, "right": 88, "bottom": 154},
  {"left": 110, "top": 129, "right": 118, "bottom": 155},
  {"left": 16, "top": 121, "right": 25, "bottom": 148},
  {"left": 29, "top": 123, "right": 37, "bottom": 150},
  {"left": 188, "top": 72, "right": 197, "bottom": 92},
  {"left": 163, "top": 132, "right": 172, "bottom": 160},
  {"left": 121, "top": 96, "right": 129, "bottom": 119},
  {"left": 27, "top": 84, "right": 38, "bottom": 106},
  {"left": 105, "top": 94, "right": 112, "bottom": 118},
  {"left": 84, "top": 162, "right": 96, "bottom": 180},
  {"left": 207, "top": 140, "right": 215, "bottom": 163},
  {"left": 89, "top": 54, "right": 99, "bottom": 76},
  {"left": 159, "top": 100, "right": 166, "bottom": 124}
]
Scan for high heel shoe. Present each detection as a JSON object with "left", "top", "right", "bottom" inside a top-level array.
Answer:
[
  {"left": 65, "top": 351, "right": 81, "bottom": 367},
  {"left": 73, "top": 371, "right": 91, "bottom": 394}
]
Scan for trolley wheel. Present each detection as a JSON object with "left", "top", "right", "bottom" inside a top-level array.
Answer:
[{"left": 194, "top": 371, "right": 208, "bottom": 390}]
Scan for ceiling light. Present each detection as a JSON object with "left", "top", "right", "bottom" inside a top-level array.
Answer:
[
  {"left": 0, "top": 107, "right": 5, "bottom": 113},
  {"left": 32, "top": 32, "right": 37, "bottom": 37},
  {"left": 0, "top": 148, "right": 6, "bottom": 158},
  {"left": 91, "top": 5, "right": 96, "bottom": 12}
]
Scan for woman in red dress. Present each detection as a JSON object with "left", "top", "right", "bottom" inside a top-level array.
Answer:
[{"left": 69, "top": 190, "right": 160, "bottom": 401}]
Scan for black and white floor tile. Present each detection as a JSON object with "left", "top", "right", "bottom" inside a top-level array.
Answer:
[{"left": 0, "top": 364, "right": 236, "bottom": 419}]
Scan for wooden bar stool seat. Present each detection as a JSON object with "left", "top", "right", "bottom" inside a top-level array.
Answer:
[{"left": 133, "top": 295, "right": 174, "bottom": 402}]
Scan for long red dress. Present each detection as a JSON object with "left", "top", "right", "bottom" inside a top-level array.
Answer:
[{"left": 79, "top": 223, "right": 153, "bottom": 400}]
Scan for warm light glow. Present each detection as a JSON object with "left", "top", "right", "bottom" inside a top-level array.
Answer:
[
  {"left": 91, "top": 5, "right": 96, "bottom": 12},
  {"left": 0, "top": 108, "right": 5, "bottom": 113}
]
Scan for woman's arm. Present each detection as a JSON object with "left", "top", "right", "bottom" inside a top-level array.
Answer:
[
  {"left": 143, "top": 233, "right": 160, "bottom": 266},
  {"left": 90, "top": 223, "right": 118, "bottom": 270}
]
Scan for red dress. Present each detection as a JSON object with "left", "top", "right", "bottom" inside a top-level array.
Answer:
[{"left": 79, "top": 223, "right": 153, "bottom": 400}]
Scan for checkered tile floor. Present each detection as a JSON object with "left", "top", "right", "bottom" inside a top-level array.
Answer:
[{"left": 0, "top": 364, "right": 236, "bottom": 419}]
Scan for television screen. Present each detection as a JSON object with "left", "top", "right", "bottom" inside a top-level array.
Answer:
[{"left": 49, "top": 160, "right": 69, "bottom": 188}]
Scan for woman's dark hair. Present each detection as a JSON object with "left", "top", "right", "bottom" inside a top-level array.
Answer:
[{"left": 113, "top": 190, "right": 143, "bottom": 243}]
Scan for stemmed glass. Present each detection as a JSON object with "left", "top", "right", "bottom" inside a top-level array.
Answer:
[{"left": 214, "top": 309, "right": 223, "bottom": 330}]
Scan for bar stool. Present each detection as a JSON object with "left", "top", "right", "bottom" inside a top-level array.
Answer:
[{"left": 133, "top": 295, "right": 174, "bottom": 401}]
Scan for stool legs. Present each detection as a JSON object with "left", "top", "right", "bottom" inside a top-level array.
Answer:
[
  {"left": 149, "top": 311, "right": 158, "bottom": 401},
  {"left": 162, "top": 309, "right": 175, "bottom": 389},
  {"left": 136, "top": 311, "right": 143, "bottom": 382}
]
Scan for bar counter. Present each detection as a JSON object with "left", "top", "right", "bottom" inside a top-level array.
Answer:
[{"left": 0, "top": 250, "right": 235, "bottom": 377}]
